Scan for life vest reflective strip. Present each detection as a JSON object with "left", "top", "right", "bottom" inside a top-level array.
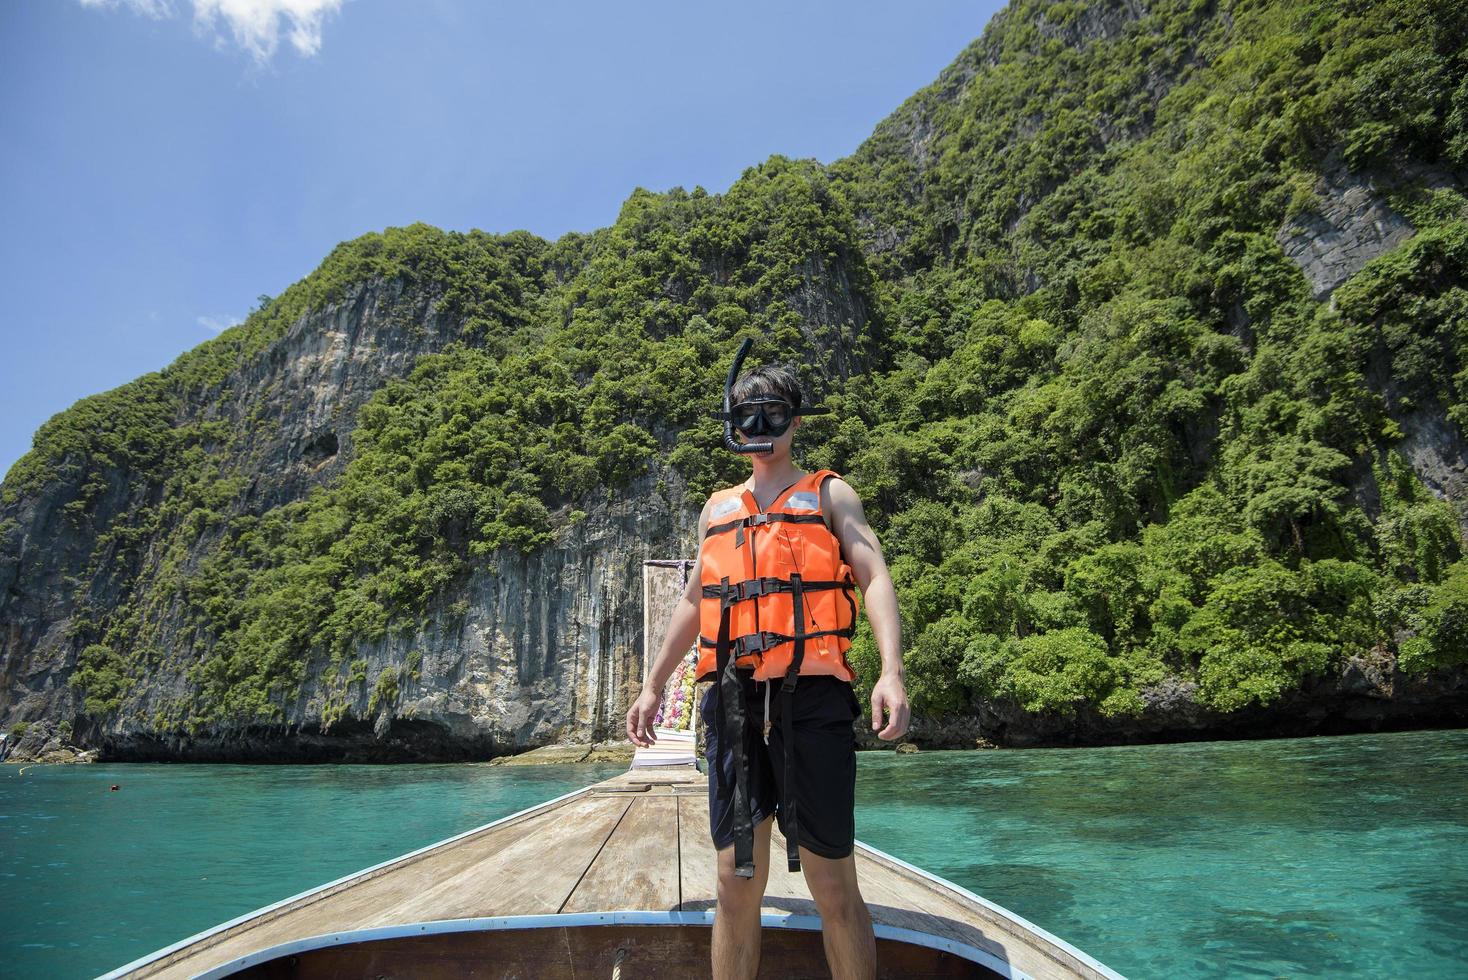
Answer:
[{"left": 695, "top": 468, "right": 861, "bottom": 875}]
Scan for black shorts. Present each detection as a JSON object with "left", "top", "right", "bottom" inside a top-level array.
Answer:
[{"left": 701, "top": 672, "right": 861, "bottom": 861}]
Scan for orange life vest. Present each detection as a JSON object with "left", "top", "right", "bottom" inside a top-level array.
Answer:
[{"left": 695, "top": 468, "right": 860, "bottom": 684}]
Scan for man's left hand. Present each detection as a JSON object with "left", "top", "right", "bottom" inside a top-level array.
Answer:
[{"left": 870, "top": 673, "right": 910, "bottom": 741}]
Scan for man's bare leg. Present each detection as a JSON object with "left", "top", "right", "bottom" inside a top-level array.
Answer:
[
  {"left": 800, "top": 845, "right": 876, "bottom": 979},
  {"left": 711, "top": 814, "right": 774, "bottom": 980}
]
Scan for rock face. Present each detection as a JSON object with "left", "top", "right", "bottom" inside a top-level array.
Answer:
[
  {"left": 3, "top": 719, "right": 97, "bottom": 764},
  {"left": 845, "top": 0, "right": 1198, "bottom": 271},
  {"left": 1275, "top": 154, "right": 1465, "bottom": 304},
  {"left": 0, "top": 277, "right": 706, "bottom": 762},
  {"left": 1394, "top": 397, "right": 1468, "bottom": 536},
  {"left": 89, "top": 474, "right": 687, "bottom": 762},
  {"left": 4, "top": 277, "right": 1464, "bottom": 759},
  {"left": 1275, "top": 159, "right": 1420, "bottom": 302},
  {"left": 5, "top": 265, "right": 1463, "bottom": 760},
  {"left": 1276, "top": 155, "right": 1468, "bottom": 536},
  {"left": 228, "top": 276, "right": 460, "bottom": 512},
  {"left": 0, "top": 276, "right": 456, "bottom": 737}
]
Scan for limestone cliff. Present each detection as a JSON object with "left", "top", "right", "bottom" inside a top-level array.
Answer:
[
  {"left": 0, "top": 276, "right": 701, "bottom": 761},
  {"left": 6, "top": 0, "right": 1468, "bottom": 760}
]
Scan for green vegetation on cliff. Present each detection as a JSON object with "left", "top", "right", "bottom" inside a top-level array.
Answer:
[{"left": 6, "top": 0, "right": 1466, "bottom": 733}]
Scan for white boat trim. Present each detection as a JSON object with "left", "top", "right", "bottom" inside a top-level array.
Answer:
[{"left": 185, "top": 909, "right": 1031, "bottom": 979}]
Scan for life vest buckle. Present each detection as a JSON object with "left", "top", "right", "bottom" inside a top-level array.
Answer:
[
  {"left": 737, "top": 579, "right": 769, "bottom": 601},
  {"left": 737, "top": 631, "right": 779, "bottom": 655},
  {"left": 748, "top": 513, "right": 772, "bottom": 526}
]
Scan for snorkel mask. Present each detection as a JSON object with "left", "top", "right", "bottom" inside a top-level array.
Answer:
[
  {"left": 710, "top": 338, "right": 829, "bottom": 454},
  {"left": 731, "top": 398, "right": 795, "bottom": 439}
]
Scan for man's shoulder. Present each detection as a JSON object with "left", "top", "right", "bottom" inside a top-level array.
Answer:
[{"left": 817, "top": 472, "right": 854, "bottom": 503}]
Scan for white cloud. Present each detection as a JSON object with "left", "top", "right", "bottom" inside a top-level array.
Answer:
[
  {"left": 79, "top": 0, "right": 346, "bottom": 64},
  {"left": 81, "top": 0, "right": 172, "bottom": 17},
  {"left": 197, "top": 313, "right": 242, "bottom": 333},
  {"left": 192, "top": 0, "right": 345, "bottom": 63}
]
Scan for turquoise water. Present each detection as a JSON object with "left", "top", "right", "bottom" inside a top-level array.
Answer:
[
  {"left": 853, "top": 729, "right": 1468, "bottom": 979},
  {"left": 2, "top": 730, "right": 1465, "bottom": 979},
  {"left": 0, "top": 760, "right": 628, "bottom": 979}
]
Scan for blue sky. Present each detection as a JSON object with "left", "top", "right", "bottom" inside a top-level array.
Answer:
[{"left": 0, "top": 0, "right": 1004, "bottom": 483}]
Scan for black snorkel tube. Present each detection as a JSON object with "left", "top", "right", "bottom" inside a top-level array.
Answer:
[
  {"left": 719, "top": 338, "right": 772, "bottom": 454},
  {"left": 711, "top": 338, "right": 829, "bottom": 455}
]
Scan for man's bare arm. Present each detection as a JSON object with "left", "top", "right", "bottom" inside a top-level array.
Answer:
[
  {"left": 824, "top": 477, "right": 903, "bottom": 682},
  {"left": 823, "top": 476, "right": 910, "bottom": 739}
]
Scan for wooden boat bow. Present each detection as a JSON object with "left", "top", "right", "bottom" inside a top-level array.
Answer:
[{"left": 100, "top": 763, "right": 1125, "bottom": 979}]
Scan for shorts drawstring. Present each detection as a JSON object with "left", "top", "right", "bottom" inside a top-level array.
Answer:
[{"left": 762, "top": 678, "right": 771, "bottom": 744}]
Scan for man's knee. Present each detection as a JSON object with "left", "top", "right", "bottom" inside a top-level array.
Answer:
[
  {"left": 715, "top": 869, "right": 764, "bottom": 916},
  {"left": 716, "top": 847, "right": 769, "bottom": 904},
  {"left": 800, "top": 849, "right": 863, "bottom": 918},
  {"left": 715, "top": 815, "right": 774, "bottom": 913}
]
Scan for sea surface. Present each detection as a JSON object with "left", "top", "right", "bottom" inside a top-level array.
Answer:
[{"left": 2, "top": 728, "right": 1465, "bottom": 979}]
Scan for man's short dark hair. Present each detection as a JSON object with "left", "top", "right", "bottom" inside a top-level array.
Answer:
[{"left": 730, "top": 364, "right": 804, "bottom": 412}]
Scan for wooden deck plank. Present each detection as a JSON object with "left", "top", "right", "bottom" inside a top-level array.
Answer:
[
  {"left": 381, "top": 794, "right": 632, "bottom": 921},
  {"left": 321, "top": 795, "right": 623, "bottom": 922},
  {"left": 851, "top": 859, "right": 1023, "bottom": 970},
  {"left": 282, "top": 794, "right": 626, "bottom": 924},
  {"left": 854, "top": 847, "right": 1106, "bottom": 980},
  {"left": 677, "top": 792, "right": 719, "bottom": 912},
  {"left": 561, "top": 795, "right": 680, "bottom": 913}
]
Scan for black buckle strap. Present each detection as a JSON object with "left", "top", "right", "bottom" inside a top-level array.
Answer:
[
  {"left": 739, "top": 632, "right": 776, "bottom": 655},
  {"left": 705, "top": 512, "right": 827, "bottom": 538},
  {"left": 735, "top": 579, "right": 772, "bottom": 602},
  {"left": 698, "top": 624, "right": 856, "bottom": 656},
  {"left": 737, "top": 580, "right": 767, "bottom": 601},
  {"left": 782, "top": 572, "right": 807, "bottom": 872},
  {"left": 697, "top": 631, "right": 779, "bottom": 655},
  {"left": 713, "top": 574, "right": 756, "bottom": 879},
  {"left": 701, "top": 577, "right": 854, "bottom": 603}
]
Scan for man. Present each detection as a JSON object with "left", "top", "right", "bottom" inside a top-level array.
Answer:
[{"left": 627, "top": 359, "right": 910, "bottom": 980}]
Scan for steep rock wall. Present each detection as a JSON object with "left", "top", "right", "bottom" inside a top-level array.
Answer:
[
  {"left": 2, "top": 276, "right": 702, "bottom": 760},
  {"left": 2, "top": 277, "right": 451, "bottom": 710},
  {"left": 88, "top": 469, "right": 698, "bottom": 762}
]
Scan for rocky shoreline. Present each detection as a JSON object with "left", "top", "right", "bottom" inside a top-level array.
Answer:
[
  {"left": 486, "top": 742, "right": 636, "bottom": 766},
  {"left": 7, "top": 660, "right": 1466, "bottom": 765},
  {"left": 861, "top": 655, "right": 1468, "bottom": 750},
  {"left": 2, "top": 722, "right": 100, "bottom": 764},
  {"left": 7, "top": 654, "right": 1463, "bottom": 765}
]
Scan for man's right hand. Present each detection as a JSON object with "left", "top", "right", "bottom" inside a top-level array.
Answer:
[{"left": 626, "top": 687, "right": 662, "bottom": 747}]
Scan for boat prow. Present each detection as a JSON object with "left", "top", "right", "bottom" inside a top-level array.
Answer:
[{"left": 100, "top": 763, "right": 1124, "bottom": 979}]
